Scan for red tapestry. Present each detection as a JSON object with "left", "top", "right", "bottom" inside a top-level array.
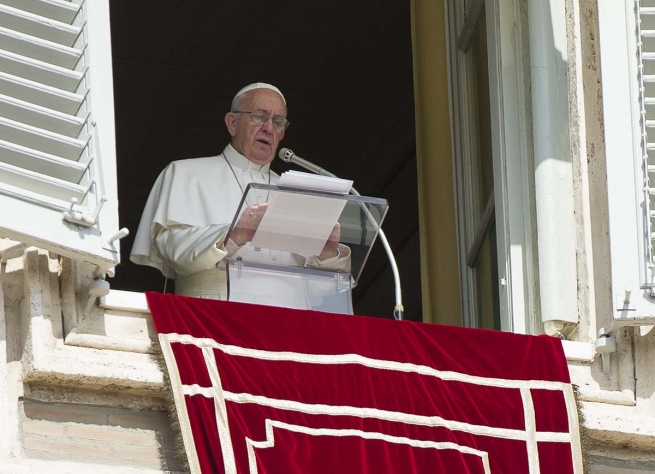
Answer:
[{"left": 146, "top": 292, "right": 583, "bottom": 474}]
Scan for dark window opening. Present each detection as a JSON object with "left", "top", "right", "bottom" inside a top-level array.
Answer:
[{"left": 108, "top": 0, "right": 422, "bottom": 321}]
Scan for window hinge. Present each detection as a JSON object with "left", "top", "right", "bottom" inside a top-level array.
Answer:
[
  {"left": 596, "top": 287, "right": 655, "bottom": 372},
  {"left": 63, "top": 196, "right": 107, "bottom": 228}
]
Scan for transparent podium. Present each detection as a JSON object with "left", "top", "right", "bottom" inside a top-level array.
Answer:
[{"left": 223, "top": 183, "right": 388, "bottom": 315}]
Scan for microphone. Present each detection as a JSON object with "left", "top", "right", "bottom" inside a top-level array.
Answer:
[
  {"left": 278, "top": 148, "right": 336, "bottom": 177},
  {"left": 278, "top": 147, "right": 405, "bottom": 321}
]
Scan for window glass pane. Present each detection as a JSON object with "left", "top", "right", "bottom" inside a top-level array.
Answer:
[
  {"left": 467, "top": 5, "right": 500, "bottom": 330},
  {"left": 470, "top": 8, "right": 494, "bottom": 216},
  {"left": 474, "top": 221, "right": 501, "bottom": 330}
]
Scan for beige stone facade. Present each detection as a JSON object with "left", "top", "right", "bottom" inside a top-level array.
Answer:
[
  {"left": 0, "top": 247, "right": 181, "bottom": 473},
  {"left": 0, "top": 248, "right": 654, "bottom": 473},
  {"left": 2, "top": 0, "right": 655, "bottom": 472}
]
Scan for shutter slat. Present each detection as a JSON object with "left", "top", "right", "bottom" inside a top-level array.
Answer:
[
  {"left": 0, "top": 116, "right": 87, "bottom": 160},
  {"left": 0, "top": 71, "right": 85, "bottom": 114},
  {"left": 0, "top": 49, "right": 85, "bottom": 92},
  {"left": 637, "top": 3, "right": 655, "bottom": 251},
  {"left": 0, "top": 160, "right": 88, "bottom": 201},
  {"left": 0, "top": 26, "right": 82, "bottom": 69},
  {"left": 0, "top": 93, "right": 87, "bottom": 137},
  {"left": 0, "top": 4, "right": 82, "bottom": 47},
  {"left": 0, "top": 0, "right": 81, "bottom": 24},
  {"left": 0, "top": 138, "right": 87, "bottom": 182}
]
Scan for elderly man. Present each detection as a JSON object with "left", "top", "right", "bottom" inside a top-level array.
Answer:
[{"left": 131, "top": 83, "right": 350, "bottom": 306}]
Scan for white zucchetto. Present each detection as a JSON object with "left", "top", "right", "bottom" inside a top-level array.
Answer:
[{"left": 231, "top": 82, "right": 286, "bottom": 109}]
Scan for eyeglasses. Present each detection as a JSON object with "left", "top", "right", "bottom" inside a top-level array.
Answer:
[{"left": 232, "top": 109, "right": 290, "bottom": 131}]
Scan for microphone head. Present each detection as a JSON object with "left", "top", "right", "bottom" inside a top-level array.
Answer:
[{"left": 278, "top": 148, "right": 295, "bottom": 162}]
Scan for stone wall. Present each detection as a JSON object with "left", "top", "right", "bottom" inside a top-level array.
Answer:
[
  {"left": 3, "top": 244, "right": 655, "bottom": 473},
  {"left": 0, "top": 244, "right": 181, "bottom": 473}
]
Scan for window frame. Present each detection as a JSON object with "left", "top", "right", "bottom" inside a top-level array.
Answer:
[{"left": 446, "top": 0, "right": 538, "bottom": 333}]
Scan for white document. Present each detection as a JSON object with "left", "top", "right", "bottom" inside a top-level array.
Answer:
[
  {"left": 250, "top": 171, "right": 350, "bottom": 256},
  {"left": 277, "top": 170, "right": 353, "bottom": 194}
]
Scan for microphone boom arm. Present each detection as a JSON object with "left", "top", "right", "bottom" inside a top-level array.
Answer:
[
  {"left": 278, "top": 148, "right": 405, "bottom": 320},
  {"left": 349, "top": 186, "right": 404, "bottom": 321}
]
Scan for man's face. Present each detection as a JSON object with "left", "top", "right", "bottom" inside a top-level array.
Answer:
[{"left": 225, "top": 89, "right": 287, "bottom": 166}]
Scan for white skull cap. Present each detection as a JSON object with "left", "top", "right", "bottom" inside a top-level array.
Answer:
[{"left": 231, "top": 82, "right": 286, "bottom": 109}]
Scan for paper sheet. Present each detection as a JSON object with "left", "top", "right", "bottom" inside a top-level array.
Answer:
[
  {"left": 250, "top": 171, "right": 350, "bottom": 256},
  {"left": 277, "top": 170, "right": 353, "bottom": 194}
]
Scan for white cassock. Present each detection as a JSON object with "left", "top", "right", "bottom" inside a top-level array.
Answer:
[{"left": 131, "top": 144, "right": 351, "bottom": 310}]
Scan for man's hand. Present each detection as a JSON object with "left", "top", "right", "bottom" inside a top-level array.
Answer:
[
  {"left": 230, "top": 203, "right": 268, "bottom": 246},
  {"left": 318, "top": 222, "right": 341, "bottom": 261}
]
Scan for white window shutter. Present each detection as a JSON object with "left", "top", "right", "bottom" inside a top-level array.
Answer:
[
  {"left": 593, "top": 0, "right": 655, "bottom": 341},
  {"left": 0, "top": 0, "right": 120, "bottom": 272},
  {"left": 639, "top": 5, "right": 655, "bottom": 287}
]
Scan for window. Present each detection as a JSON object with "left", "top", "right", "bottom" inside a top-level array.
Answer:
[{"left": 446, "top": 0, "right": 537, "bottom": 333}]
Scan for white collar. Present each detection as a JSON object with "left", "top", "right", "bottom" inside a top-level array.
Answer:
[{"left": 222, "top": 144, "right": 271, "bottom": 173}]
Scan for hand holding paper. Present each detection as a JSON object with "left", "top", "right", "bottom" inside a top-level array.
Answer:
[
  {"left": 249, "top": 171, "right": 352, "bottom": 257},
  {"left": 318, "top": 222, "right": 341, "bottom": 260},
  {"left": 231, "top": 203, "right": 268, "bottom": 246}
]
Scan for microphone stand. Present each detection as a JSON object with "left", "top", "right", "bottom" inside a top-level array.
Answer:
[
  {"left": 279, "top": 149, "right": 404, "bottom": 320},
  {"left": 349, "top": 186, "right": 405, "bottom": 321}
]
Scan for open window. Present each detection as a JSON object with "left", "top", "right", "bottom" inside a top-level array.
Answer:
[{"left": 447, "top": 0, "right": 538, "bottom": 333}]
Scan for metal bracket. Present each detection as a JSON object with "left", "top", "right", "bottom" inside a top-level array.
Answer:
[
  {"left": 83, "top": 277, "right": 110, "bottom": 316},
  {"left": 62, "top": 120, "right": 108, "bottom": 228},
  {"left": 595, "top": 286, "right": 655, "bottom": 372},
  {"left": 62, "top": 196, "right": 107, "bottom": 227},
  {"left": 615, "top": 287, "right": 636, "bottom": 311},
  {"left": 594, "top": 335, "right": 617, "bottom": 373},
  {"left": 104, "top": 228, "right": 129, "bottom": 248}
]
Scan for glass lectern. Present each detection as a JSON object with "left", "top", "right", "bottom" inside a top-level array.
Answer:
[{"left": 223, "top": 183, "right": 388, "bottom": 315}]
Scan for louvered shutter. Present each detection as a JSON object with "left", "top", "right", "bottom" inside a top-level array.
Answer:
[
  {"left": 639, "top": 3, "right": 655, "bottom": 288},
  {"left": 593, "top": 0, "right": 655, "bottom": 333},
  {"left": 0, "top": 0, "right": 119, "bottom": 271}
]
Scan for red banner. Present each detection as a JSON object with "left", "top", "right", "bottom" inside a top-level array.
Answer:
[{"left": 146, "top": 293, "right": 583, "bottom": 474}]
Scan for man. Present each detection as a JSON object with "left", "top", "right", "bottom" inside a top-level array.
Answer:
[{"left": 131, "top": 83, "right": 350, "bottom": 308}]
